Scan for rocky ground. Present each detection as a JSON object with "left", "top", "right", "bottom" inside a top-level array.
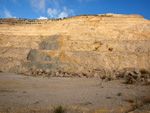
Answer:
[
  {"left": 0, "top": 72, "right": 150, "bottom": 113},
  {"left": 21, "top": 67, "right": 150, "bottom": 85}
]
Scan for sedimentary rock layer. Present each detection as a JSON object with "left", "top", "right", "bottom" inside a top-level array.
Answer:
[{"left": 0, "top": 14, "right": 150, "bottom": 74}]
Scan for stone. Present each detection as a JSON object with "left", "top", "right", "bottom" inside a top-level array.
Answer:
[
  {"left": 26, "top": 71, "right": 32, "bottom": 76},
  {"left": 124, "top": 70, "right": 134, "bottom": 77},
  {"left": 146, "top": 79, "right": 150, "bottom": 83},
  {"left": 77, "top": 66, "right": 85, "bottom": 73},
  {"left": 104, "top": 73, "right": 109, "bottom": 78},
  {"left": 45, "top": 69, "right": 50, "bottom": 74},
  {"left": 78, "top": 72, "right": 85, "bottom": 78},
  {"left": 93, "top": 72, "right": 99, "bottom": 77},
  {"left": 134, "top": 69, "right": 141, "bottom": 74},
  {"left": 93, "top": 67, "right": 101, "bottom": 71},
  {"left": 32, "top": 70, "right": 38, "bottom": 75},
  {"left": 51, "top": 70, "right": 56, "bottom": 77},
  {"left": 70, "top": 72, "right": 78, "bottom": 77},
  {"left": 38, "top": 72, "right": 42, "bottom": 75},
  {"left": 42, "top": 73, "right": 46, "bottom": 76},
  {"left": 64, "top": 73, "right": 70, "bottom": 77},
  {"left": 21, "top": 67, "right": 28, "bottom": 74},
  {"left": 56, "top": 72, "right": 59, "bottom": 77},
  {"left": 39, "top": 69, "right": 42, "bottom": 72},
  {"left": 59, "top": 73, "right": 64, "bottom": 77},
  {"left": 110, "top": 74, "right": 117, "bottom": 80}
]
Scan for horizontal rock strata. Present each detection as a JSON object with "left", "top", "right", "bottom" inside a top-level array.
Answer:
[{"left": 0, "top": 14, "right": 150, "bottom": 78}]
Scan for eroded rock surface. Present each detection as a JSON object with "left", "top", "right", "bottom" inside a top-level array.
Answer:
[{"left": 0, "top": 14, "right": 150, "bottom": 77}]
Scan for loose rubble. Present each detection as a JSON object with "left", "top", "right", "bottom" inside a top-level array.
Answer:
[{"left": 18, "top": 67, "right": 150, "bottom": 85}]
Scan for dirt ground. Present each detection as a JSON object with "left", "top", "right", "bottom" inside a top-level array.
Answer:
[{"left": 0, "top": 73, "right": 150, "bottom": 113}]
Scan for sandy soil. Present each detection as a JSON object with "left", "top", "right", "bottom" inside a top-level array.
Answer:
[{"left": 0, "top": 73, "right": 150, "bottom": 113}]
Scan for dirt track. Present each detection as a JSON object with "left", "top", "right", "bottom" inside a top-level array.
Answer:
[{"left": 0, "top": 73, "right": 150, "bottom": 113}]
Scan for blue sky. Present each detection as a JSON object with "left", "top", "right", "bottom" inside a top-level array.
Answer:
[{"left": 0, "top": 0, "right": 150, "bottom": 20}]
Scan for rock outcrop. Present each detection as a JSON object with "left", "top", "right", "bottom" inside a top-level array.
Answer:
[{"left": 0, "top": 14, "right": 150, "bottom": 77}]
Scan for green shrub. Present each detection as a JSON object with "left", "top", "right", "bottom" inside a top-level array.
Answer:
[
  {"left": 99, "top": 14, "right": 113, "bottom": 17},
  {"left": 63, "top": 17, "right": 67, "bottom": 19},
  {"left": 117, "top": 93, "right": 122, "bottom": 96},
  {"left": 54, "top": 106, "right": 65, "bottom": 113}
]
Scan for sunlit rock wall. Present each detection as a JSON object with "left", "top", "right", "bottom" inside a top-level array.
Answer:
[{"left": 0, "top": 14, "right": 150, "bottom": 74}]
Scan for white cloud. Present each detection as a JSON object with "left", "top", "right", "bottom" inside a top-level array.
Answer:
[
  {"left": 47, "top": 7, "right": 75, "bottom": 19},
  {"left": 69, "top": 9, "right": 75, "bottom": 15},
  {"left": 4, "top": 9, "right": 16, "bottom": 18},
  {"left": 58, "top": 7, "right": 75, "bottom": 19},
  {"left": 28, "top": 0, "right": 59, "bottom": 13},
  {"left": 58, "top": 12, "right": 68, "bottom": 18},
  {"left": 47, "top": 8, "right": 59, "bottom": 18},
  {"left": 30, "top": 0, "right": 46, "bottom": 13},
  {"left": 37, "top": 16, "right": 48, "bottom": 20}
]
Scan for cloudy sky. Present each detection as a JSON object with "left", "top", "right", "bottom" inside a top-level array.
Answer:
[{"left": 0, "top": 0, "right": 150, "bottom": 20}]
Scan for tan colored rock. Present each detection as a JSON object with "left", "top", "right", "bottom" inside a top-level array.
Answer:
[
  {"left": 0, "top": 14, "right": 150, "bottom": 75},
  {"left": 93, "top": 72, "right": 99, "bottom": 77},
  {"left": 146, "top": 79, "right": 150, "bottom": 83}
]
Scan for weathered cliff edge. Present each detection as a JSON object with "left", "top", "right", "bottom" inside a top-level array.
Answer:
[{"left": 0, "top": 14, "right": 150, "bottom": 77}]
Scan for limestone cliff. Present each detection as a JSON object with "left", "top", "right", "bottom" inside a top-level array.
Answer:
[{"left": 0, "top": 14, "right": 150, "bottom": 75}]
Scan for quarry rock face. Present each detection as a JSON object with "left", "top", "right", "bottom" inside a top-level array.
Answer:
[{"left": 0, "top": 14, "right": 150, "bottom": 76}]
